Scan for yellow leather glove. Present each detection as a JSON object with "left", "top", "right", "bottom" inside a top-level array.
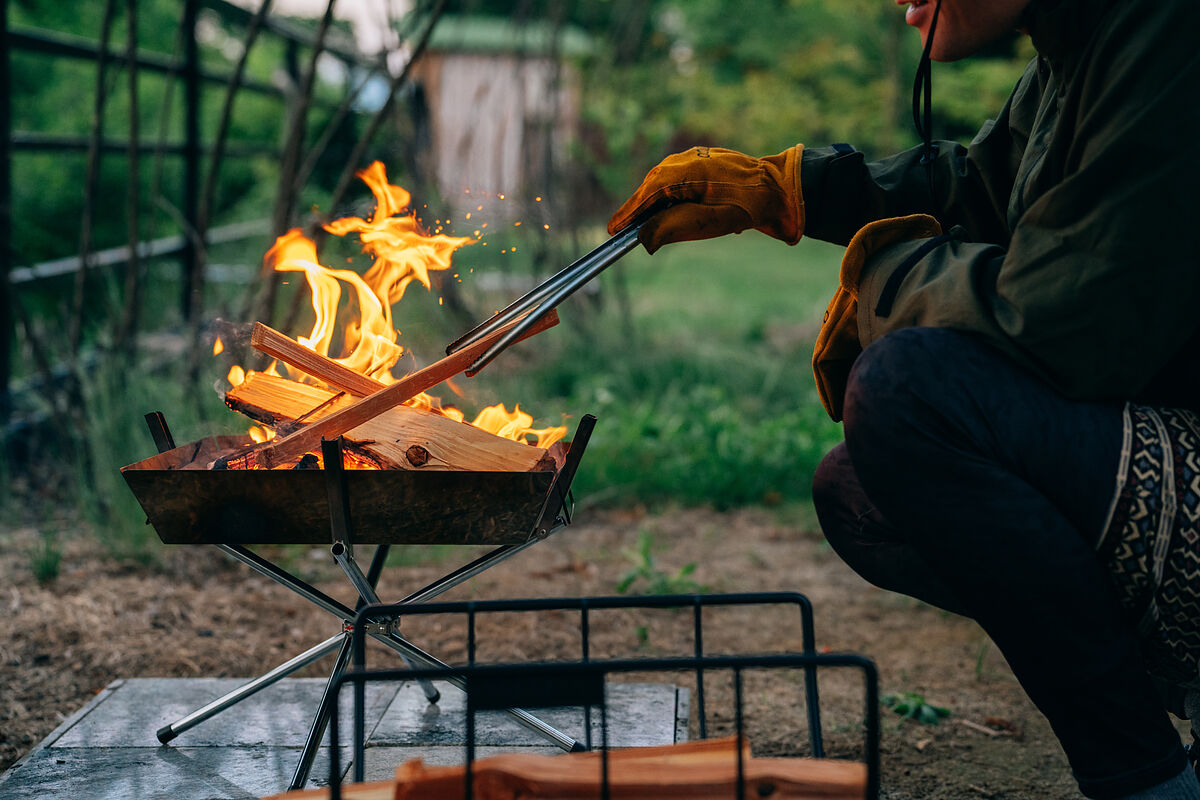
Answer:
[
  {"left": 812, "top": 214, "right": 943, "bottom": 421},
  {"left": 608, "top": 145, "right": 805, "bottom": 254}
]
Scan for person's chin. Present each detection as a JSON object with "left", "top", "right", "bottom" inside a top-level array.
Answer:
[{"left": 929, "top": 40, "right": 978, "bottom": 62}]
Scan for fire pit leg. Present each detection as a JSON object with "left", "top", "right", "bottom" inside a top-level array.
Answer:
[
  {"left": 213, "top": 538, "right": 584, "bottom": 752},
  {"left": 368, "top": 629, "right": 585, "bottom": 752},
  {"left": 332, "top": 539, "right": 441, "bottom": 704},
  {"left": 155, "top": 633, "right": 345, "bottom": 744},
  {"left": 289, "top": 633, "right": 355, "bottom": 790},
  {"left": 324, "top": 436, "right": 441, "bottom": 705}
]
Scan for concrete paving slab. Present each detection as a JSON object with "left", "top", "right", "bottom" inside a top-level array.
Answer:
[
  {"left": 52, "top": 678, "right": 398, "bottom": 749},
  {"left": 0, "top": 676, "right": 687, "bottom": 799},
  {"left": 0, "top": 745, "right": 349, "bottom": 799},
  {"left": 370, "top": 680, "right": 683, "bottom": 748}
]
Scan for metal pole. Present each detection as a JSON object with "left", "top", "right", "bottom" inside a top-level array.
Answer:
[
  {"left": 180, "top": 0, "right": 200, "bottom": 322},
  {"left": 0, "top": 0, "right": 12, "bottom": 421},
  {"left": 156, "top": 633, "right": 345, "bottom": 743},
  {"left": 289, "top": 634, "right": 354, "bottom": 791}
]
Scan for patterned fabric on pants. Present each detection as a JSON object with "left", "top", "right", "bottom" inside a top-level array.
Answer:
[{"left": 1099, "top": 404, "right": 1200, "bottom": 689}]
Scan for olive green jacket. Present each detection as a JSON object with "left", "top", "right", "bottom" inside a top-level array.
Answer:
[{"left": 801, "top": 0, "right": 1200, "bottom": 408}]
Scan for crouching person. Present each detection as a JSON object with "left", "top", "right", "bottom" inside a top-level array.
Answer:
[{"left": 610, "top": 0, "right": 1200, "bottom": 796}]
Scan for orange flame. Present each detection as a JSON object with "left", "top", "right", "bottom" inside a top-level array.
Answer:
[
  {"left": 325, "top": 161, "right": 474, "bottom": 308},
  {"left": 472, "top": 403, "right": 566, "bottom": 449},
  {"left": 248, "top": 425, "right": 276, "bottom": 443},
  {"left": 226, "top": 162, "right": 566, "bottom": 457}
]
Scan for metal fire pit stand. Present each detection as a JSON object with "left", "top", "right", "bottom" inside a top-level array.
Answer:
[{"left": 143, "top": 412, "right": 596, "bottom": 791}]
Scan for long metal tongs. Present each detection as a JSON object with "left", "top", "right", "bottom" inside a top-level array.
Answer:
[{"left": 446, "top": 219, "right": 646, "bottom": 375}]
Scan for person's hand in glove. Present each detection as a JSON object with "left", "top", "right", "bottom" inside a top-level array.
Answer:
[{"left": 608, "top": 145, "right": 805, "bottom": 254}]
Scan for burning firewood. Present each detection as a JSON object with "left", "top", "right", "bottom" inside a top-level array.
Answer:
[
  {"left": 251, "top": 321, "right": 386, "bottom": 397},
  {"left": 224, "top": 372, "right": 556, "bottom": 473},
  {"left": 227, "top": 309, "right": 560, "bottom": 471}
]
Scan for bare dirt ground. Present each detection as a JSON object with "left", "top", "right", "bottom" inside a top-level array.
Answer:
[{"left": 1, "top": 506, "right": 1186, "bottom": 798}]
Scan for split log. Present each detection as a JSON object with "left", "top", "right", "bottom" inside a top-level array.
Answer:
[
  {"left": 224, "top": 372, "right": 553, "bottom": 472},
  {"left": 251, "top": 322, "right": 384, "bottom": 396},
  {"left": 261, "top": 737, "right": 867, "bottom": 800},
  {"left": 392, "top": 755, "right": 866, "bottom": 800},
  {"left": 388, "top": 737, "right": 866, "bottom": 800},
  {"left": 248, "top": 309, "right": 559, "bottom": 469}
]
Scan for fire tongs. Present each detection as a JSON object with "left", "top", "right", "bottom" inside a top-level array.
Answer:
[{"left": 446, "top": 218, "right": 647, "bottom": 373}]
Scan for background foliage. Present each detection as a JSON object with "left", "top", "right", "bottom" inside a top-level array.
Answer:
[{"left": 4, "top": 0, "right": 1032, "bottom": 561}]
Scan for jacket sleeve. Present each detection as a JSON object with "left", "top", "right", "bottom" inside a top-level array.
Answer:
[
  {"left": 853, "top": 8, "right": 1200, "bottom": 400},
  {"left": 801, "top": 58, "right": 1042, "bottom": 247}
]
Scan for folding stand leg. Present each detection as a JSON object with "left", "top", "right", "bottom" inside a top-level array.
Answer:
[
  {"left": 332, "top": 539, "right": 440, "bottom": 703},
  {"left": 289, "top": 633, "right": 355, "bottom": 791},
  {"left": 320, "top": 443, "right": 583, "bottom": 753},
  {"left": 156, "top": 634, "right": 345, "bottom": 744},
  {"left": 323, "top": 439, "right": 440, "bottom": 705}
]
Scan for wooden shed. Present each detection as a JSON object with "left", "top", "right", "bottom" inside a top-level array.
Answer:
[{"left": 408, "top": 15, "right": 592, "bottom": 216}]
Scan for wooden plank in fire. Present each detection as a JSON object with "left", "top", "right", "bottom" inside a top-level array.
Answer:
[
  {"left": 225, "top": 372, "right": 554, "bottom": 472},
  {"left": 245, "top": 310, "right": 559, "bottom": 470},
  {"left": 251, "top": 322, "right": 385, "bottom": 397}
]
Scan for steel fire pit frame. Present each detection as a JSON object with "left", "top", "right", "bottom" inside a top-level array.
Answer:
[{"left": 138, "top": 412, "right": 597, "bottom": 791}]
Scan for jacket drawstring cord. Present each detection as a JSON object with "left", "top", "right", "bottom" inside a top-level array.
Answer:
[{"left": 911, "top": 0, "right": 944, "bottom": 210}]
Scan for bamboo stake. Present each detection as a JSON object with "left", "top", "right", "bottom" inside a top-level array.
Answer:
[
  {"left": 192, "top": 0, "right": 273, "bottom": 325},
  {"left": 70, "top": 0, "right": 118, "bottom": 356},
  {"left": 323, "top": 0, "right": 447, "bottom": 225},
  {"left": 114, "top": 0, "right": 141, "bottom": 355},
  {"left": 249, "top": 309, "right": 558, "bottom": 469},
  {"left": 271, "top": 0, "right": 336, "bottom": 243}
]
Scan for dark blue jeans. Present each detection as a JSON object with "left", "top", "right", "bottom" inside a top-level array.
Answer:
[{"left": 812, "top": 327, "right": 1187, "bottom": 799}]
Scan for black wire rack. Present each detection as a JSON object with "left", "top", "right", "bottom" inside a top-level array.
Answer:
[{"left": 326, "top": 593, "right": 880, "bottom": 799}]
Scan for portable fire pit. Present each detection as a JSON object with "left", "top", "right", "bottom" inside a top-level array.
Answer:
[
  {"left": 121, "top": 410, "right": 596, "bottom": 791},
  {"left": 116, "top": 163, "right": 652, "bottom": 790}
]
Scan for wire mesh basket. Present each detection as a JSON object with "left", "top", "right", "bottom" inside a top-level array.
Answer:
[{"left": 325, "top": 593, "right": 880, "bottom": 799}]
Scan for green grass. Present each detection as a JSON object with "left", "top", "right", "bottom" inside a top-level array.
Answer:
[
  {"left": 882, "top": 691, "right": 952, "bottom": 726},
  {"left": 29, "top": 529, "right": 62, "bottom": 585},
  {"left": 71, "top": 352, "right": 244, "bottom": 564},
  {"left": 616, "top": 529, "right": 706, "bottom": 595},
  {"left": 457, "top": 230, "right": 847, "bottom": 509}
]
